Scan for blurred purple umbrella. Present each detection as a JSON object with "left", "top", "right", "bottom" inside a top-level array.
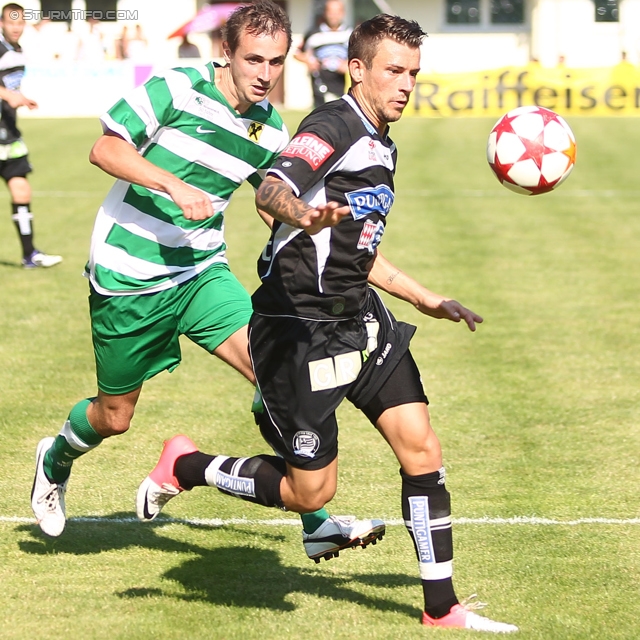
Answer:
[{"left": 168, "top": 3, "right": 243, "bottom": 39}]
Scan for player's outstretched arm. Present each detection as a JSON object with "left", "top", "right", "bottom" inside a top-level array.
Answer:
[
  {"left": 368, "top": 251, "right": 483, "bottom": 332},
  {"left": 89, "top": 131, "right": 214, "bottom": 221},
  {"left": 256, "top": 175, "right": 350, "bottom": 235},
  {"left": 0, "top": 87, "right": 37, "bottom": 109}
]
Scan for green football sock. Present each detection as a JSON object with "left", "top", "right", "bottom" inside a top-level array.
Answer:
[
  {"left": 43, "top": 398, "right": 103, "bottom": 483},
  {"left": 300, "top": 508, "right": 330, "bottom": 534}
]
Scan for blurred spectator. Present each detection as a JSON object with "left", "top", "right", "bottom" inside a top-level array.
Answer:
[
  {"left": 115, "top": 25, "right": 128, "bottom": 60},
  {"left": 178, "top": 34, "right": 201, "bottom": 59},
  {"left": 56, "top": 24, "right": 79, "bottom": 62},
  {"left": 76, "top": 18, "right": 105, "bottom": 62},
  {"left": 294, "top": 0, "right": 352, "bottom": 107},
  {"left": 126, "top": 24, "right": 149, "bottom": 62},
  {"left": 20, "top": 18, "right": 59, "bottom": 62}
]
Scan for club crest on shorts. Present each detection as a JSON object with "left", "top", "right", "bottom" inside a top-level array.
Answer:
[{"left": 292, "top": 431, "right": 320, "bottom": 458}]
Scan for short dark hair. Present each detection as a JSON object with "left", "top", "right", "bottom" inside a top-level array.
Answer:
[
  {"left": 2, "top": 3, "right": 24, "bottom": 19},
  {"left": 348, "top": 14, "right": 426, "bottom": 69},
  {"left": 224, "top": 1, "right": 292, "bottom": 54}
]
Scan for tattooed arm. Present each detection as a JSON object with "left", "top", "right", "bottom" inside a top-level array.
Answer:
[
  {"left": 368, "top": 251, "right": 483, "bottom": 331},
  {"left": 256, "top": 175, "right": 350, "bottom": 235}
]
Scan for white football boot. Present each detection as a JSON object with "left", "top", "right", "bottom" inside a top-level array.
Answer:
[
  {"left": 31, "top": 437, "right": 68, "bottom": 537},
  {"left": 303, "top": 514, "right": 385, "bottom": 562}
]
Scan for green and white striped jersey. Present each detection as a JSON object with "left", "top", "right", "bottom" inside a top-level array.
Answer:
[{"left": 86, "top": 62, "right": 289, "bottom": 296}]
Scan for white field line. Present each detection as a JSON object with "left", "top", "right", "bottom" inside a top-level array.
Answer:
[
  {"left": 2, "top": 515, "right": 640, "bottom": 527},
  {"left": 25, "top": 189, "right": 640, "bottom": 199}
]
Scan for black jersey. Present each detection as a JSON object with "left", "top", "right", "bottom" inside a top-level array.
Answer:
[
  {"left": 253, "top": 94, "right": 397, "bottom": 320},
  {"left": 0, "top": 35, "right": 24, "bottom": 143}
]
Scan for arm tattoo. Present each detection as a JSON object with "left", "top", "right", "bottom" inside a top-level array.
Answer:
[
  {"left": 386, "top": 270, "right": 400, "bottom": 286},
  {"left": 256, "top": 179, "right": 314, "bottom": 228}
]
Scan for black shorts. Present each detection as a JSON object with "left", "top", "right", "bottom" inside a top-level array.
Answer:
[
  {"left": 0, "top": 155, "right": 32, "bottom": 182},
  {"left": 249, "top": 288, "right": 428, "bottom": 470}
]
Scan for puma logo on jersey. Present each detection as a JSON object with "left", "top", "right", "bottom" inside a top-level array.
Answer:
[{"left": 346, "top": 184, "right": 395, "bottom": 219}]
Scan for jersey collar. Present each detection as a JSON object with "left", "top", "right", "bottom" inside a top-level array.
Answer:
[{"left": 342, "top": 92, "right": 390, "bottom": 139}]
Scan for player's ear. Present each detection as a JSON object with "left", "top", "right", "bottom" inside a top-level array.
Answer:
[
  {"left": 349, "top": 58, "right": 365, "bottom": 83},
  {"left": 222, "top": 41, "right": 232, "bottom": 64}
]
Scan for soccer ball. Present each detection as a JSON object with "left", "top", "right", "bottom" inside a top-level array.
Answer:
[{"left": 486, "top": 106, "right": 577, "bottom": 195}]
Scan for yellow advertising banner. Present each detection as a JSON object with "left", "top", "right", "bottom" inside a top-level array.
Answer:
[{"left": 412, "top": 62, "right": 640, "bottom": 117}]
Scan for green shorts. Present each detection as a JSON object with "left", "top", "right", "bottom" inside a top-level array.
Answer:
[{"left": 89, "top": 263, "right": 252, "bottom": 395}]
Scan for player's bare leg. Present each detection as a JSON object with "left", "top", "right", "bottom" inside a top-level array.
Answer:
[
  {"left": 377, "top": 402, "right": 517, "bottom": 632},
  {"left": 31, "top": 388, "right": 141, "bottom": 536},
  {"left": 211, "top": 325, "right": 255, "bottom": 384}
]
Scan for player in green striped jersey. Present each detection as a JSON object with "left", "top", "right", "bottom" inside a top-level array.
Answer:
[{"left": 31, "top": 2, "right": 382, "bottom": 555}]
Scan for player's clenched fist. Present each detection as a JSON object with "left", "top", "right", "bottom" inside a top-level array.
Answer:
[{"left": 168, "top": 182, "right": 215, "bottom": 220}]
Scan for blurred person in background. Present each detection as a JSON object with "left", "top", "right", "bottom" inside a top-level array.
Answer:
[
  {"left": 76, "top": 17, "right": 105, "bottom": 62},
  {"left": 178, "top": 34, "right": 201, "bottom": 59},
  {"left": 0, "top": 3, "right": 61, "bottom": 267},
  {"left": 126, "top": 23, "right": 149, "bottom": 62},
  {"left": 115, "top": 24, "right": 128, "bottom": 60},
  {"left": 294, "top": 0, "right": 351, "bottom": 107}
]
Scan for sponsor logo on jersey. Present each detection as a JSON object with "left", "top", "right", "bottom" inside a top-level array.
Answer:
[
  {"left": 357, "top": 219, "right": 385, "bottom": 254},
  {"left": 280, "top": 133, "right": 334, "bottom": 169},
  {"left": 346, "top": 184, "right": 395, "bottom": 220},
  {"left": 215, "top": 470, "right": 256, "bottom": 497},
  {"left": 376, "top": 342, "right": 392, "bottom": 366},
  {"left": 308, "top": 351, "right": 362, "bottom": 392},
  {"left": 292, "top": 431, "right": 321, "bottom": 458},
  {"left": 194, "top": 95, "right": 218, "bottom": 120},
  {"left": 248, "top": 121, "right": 264, "bottom": 142},
  {"left": 409, "top": 496, "right": 435, "bottom": 564}
]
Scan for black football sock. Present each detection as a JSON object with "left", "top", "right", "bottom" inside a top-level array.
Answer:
[
  {"left": 174, "top": 451, "right": 214, "bottom": 490},
  {"left": 401, "top": 467, "right": 459, "bottom": 619},
  {"left": 11, "top": 203, "right": 35, "bottom": 258},
  {"left": 175, "top": 452, "right": 286, "bottom": 508}
]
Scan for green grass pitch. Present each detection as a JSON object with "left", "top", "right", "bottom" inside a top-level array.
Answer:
[{"left": 0, "top": 114, "right": 639, "bottom": 639}]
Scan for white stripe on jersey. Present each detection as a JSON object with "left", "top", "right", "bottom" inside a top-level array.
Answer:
[
  {"left": 261, "top": 223, "right": 304, "bottom": 280},
  {"left": 154, "top": 126, "right": 257, "bottom": 185},
  {"left": 168, "top": 78, "right": 288, "bottom": 157},
  {"left": 128, "top": 83, "right": 160, "bottom": 140},
  {"left": 100, "top": 113, "right": 134, "bottom": 145},
  {"left": 328, "top": 135, "right": 395, "bottom": 174},
  {"left": 311, "top": 227, "right": 332, "bottom": 294},
  {"left": 109, "top": 200, "right": 225, "bottom": 252},
  {"left": 92, "top": 242, "right": 225, "bottom": 289}
]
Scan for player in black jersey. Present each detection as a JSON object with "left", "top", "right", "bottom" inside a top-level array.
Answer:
[
  {"left": 139, "top": 14, "right": 517, "bottom": 632},
  {"left": 0, "top": 4, "right": 61, "bottom": 268},
  {"left": 293, "top": 0, "right": 351, "bottom": 107}
]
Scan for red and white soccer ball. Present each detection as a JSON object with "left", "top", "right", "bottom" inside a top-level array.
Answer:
[{"left": 487, "top": 106, "right": 577, "bottom": 196}]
